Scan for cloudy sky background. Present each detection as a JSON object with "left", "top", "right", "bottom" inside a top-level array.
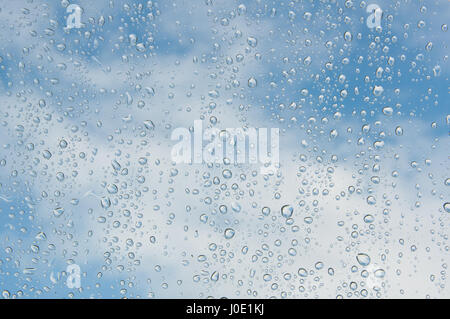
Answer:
[{"left": 0, "top": 0, "right": 448, "bottom": 298}]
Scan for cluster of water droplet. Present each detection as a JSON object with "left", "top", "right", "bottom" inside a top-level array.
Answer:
[{"left": 0, "top": 0, "right": 448, "bottom": 299}]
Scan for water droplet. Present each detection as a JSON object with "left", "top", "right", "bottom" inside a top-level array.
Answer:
[
  {"left": 344, "top": 31, "right": 352, "bottom": 41},
  {"left": 211, "top": 271, "right": 219, "bottom": 282},
  {"left": 363, "top": 214, "right": 375, "bottom": 223},
  {"left": 298, "top": 268, "right": 308, "bottom": 277},
  {"left": 59, "top": 139, "right": 68, "bottom": 148},
  {"left": 42, "top": 150, "right": 52, "bottom": 159},
  {"left": 281, "top": 205, "right": 293, "bottom": 218},
  {"left": 373, "top": 85, "right": 384, "bottom": 96},
  {"left": 248, "top": 77, "right": 257, "bottom": 88},
  {"left": 52, "top": 207, "right": 64, "bottom": 217},
  {"left": 247, "top": 36, "right": 257, "bottom": 47},
  {"left": 224, "top": 228, "right": 235, "bottom": 239},
  {"left": 367, "top": 196, "right": 376, "bottom": 205},
  {"left": 374, "top": 269, "right": 386, "bottom": 278},
  {"left": 143, "top": 120, "right": 155, "bottom": 130},
  {"left": 101, "top": 197, "right": 111, "bottom": 209},
  {"left": 444, "top": 202, "right": 450, "bottom": 213},
  {"left": 356, "top": 253, "right": 371, "bottom": 266}
]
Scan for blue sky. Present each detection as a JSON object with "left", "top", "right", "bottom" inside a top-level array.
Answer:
[{"left": 0, "top": 0, "right": 448, "bottom": 298}]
